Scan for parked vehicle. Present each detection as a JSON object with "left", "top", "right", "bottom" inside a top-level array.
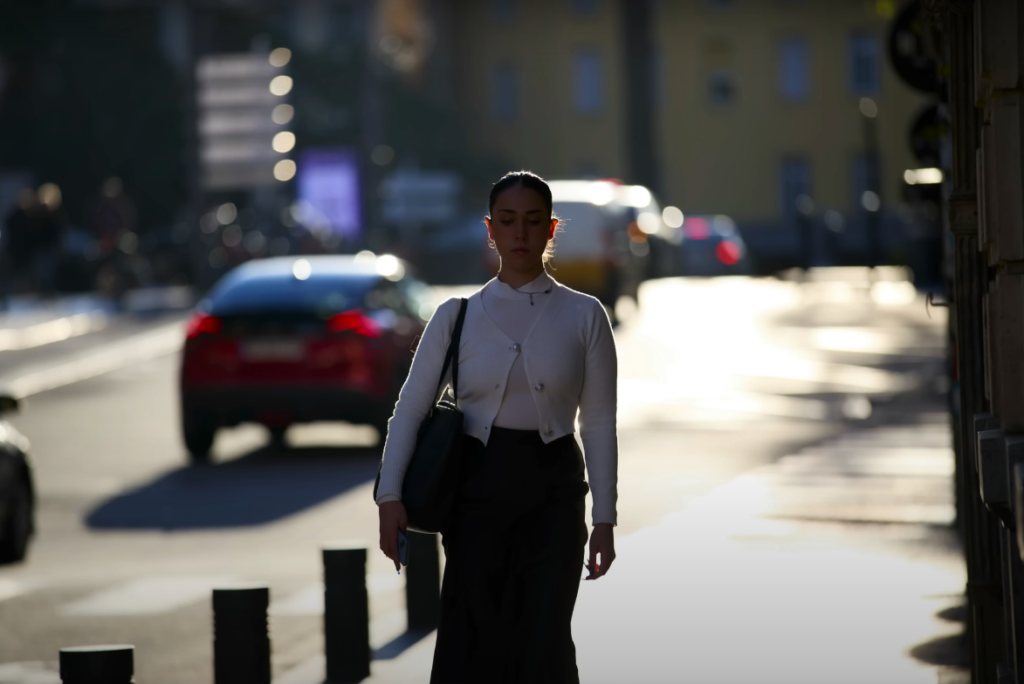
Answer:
[
  {"left": 417, "top": 215, "right": 494, "bottom": 285},
  {"left": 610, "top": 184, "right": 685, "bottom": 281},
  {"left": 679, "top": 214, "right": 752, "bottom": 276},
  {"left": 179, "top": 254, "right": 428, "bottom": 463},
  {"left": 0, "top": 394, "right": 35, "bottom": 564},
  {"left": 548, "top": 180, "right": 647, "bottom": 307}
]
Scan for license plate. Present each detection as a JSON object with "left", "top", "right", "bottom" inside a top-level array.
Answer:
[{"left": 241, "top": 339, "right": 306, "bottom": 362}]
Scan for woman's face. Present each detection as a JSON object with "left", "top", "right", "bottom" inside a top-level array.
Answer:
[{"left": 485, "top": 184, "right": 557, "bottom": 273}]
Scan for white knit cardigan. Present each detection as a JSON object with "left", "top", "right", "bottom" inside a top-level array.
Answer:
[{"left": 375, "top": 279, "right": 619, "bottom": 525}]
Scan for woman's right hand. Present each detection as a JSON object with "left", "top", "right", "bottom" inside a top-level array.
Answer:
[{"left": 378, "top": 501, "right": 409, "bottom": 571}]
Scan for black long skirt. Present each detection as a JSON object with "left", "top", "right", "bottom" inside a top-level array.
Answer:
[{"left": 430, "top": 427, "right": 590, "bottom": 684}]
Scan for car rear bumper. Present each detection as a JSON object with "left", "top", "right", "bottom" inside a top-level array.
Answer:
[{"left": 181, "top": 384, "right": 395, "bottom": 428}]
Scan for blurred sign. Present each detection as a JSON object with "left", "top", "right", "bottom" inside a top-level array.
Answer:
[
  {"left": 296, "top": 149, "right": 362, "bottom": 239},
  {"left": 886, "top": 1, "right": 938, "bottom": 94},
  {"left": 196, "top": 52, "right": 293, "bottom": 190},
  {"left": 381, "top": 170, "right": 461, "bottom": 224}
]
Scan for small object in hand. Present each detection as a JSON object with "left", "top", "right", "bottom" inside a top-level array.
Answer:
[
  {"left": 398, "top": 529, "right": 409, "bottom": 567},
  {"left": 586, "top": 564, "right": 595, "bottom": 579}
]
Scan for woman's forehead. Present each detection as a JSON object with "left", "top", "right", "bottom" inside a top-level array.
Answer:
[{"left": 494, "top": 185, "right": 547, "bottom": 208}]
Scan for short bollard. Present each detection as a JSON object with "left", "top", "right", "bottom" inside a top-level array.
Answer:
[
  {"left": 212, "top": 586, "right": 271, "bottom": 684},
  {"left": 59, "top": 644, "right": 133, "bottom": 684},
  {"left": 406, "top": 532, "right": 440, "bottom": 632},
  {"left": 323, "top": 543, "right": 370, "bottom": 683}
]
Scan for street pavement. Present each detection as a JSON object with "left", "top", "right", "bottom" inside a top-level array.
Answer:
[{"left": 0, "top": 270, "right": 965, "bottom": 683}]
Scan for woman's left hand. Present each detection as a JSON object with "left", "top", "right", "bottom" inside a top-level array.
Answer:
[{"left": 586, "top": 523, "right": 616, "bottom": 580}]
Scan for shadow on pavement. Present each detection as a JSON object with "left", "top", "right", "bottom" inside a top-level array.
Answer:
[
  {"left": 373, "top": 629, "right": 432, "bottom": 661},
  {"left": 86, "top": 445, "right": 380, "bottom": 530},
  {"left": 908, "top": 601, "right": 970, "bottom": 674}
]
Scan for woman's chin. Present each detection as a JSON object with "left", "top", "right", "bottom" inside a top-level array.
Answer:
[{"left": 500, "top": 253, "right": 541, "bottom": 270}]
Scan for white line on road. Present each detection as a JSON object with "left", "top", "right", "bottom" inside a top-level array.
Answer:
[
  {"left": 0, "top": 311, "right": 108, "bottom": 352},
  {"left": 60, "top": 575, "right": 235, "bottom": 616},
  {"left": 4, "top": 322, "right": 184, "bottom": 398},
  {"left": 0, "top": 577, "right": 41, "bottom": 603}
]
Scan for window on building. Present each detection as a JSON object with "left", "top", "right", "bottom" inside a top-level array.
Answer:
[
  {"left": 704, "top": 38, "right": 735, "bottom": 107},
  {"left": 848, "top": 34, "right": 880, "bottom": 95},
  {"left": 707, "top": 68, "right": 736, "bottom": 106},
  {"left": 571, "top": 0, "right": 600, "bottom": 14},
  {"left": 492, "top": 0, "right": 515, "bottom": 23},
  {"left": 779, "top": 37, "right": 809, "bottom": 101},
  {"left": 492, "top": 65, "right": 520, "bottom": 123},
  {"left": 574, "top": 50, "right": 604, "bottom": 114}
]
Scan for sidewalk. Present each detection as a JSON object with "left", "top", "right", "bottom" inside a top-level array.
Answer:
[{"left": 276, "top": 395, "right": 966, "bottom": 684}]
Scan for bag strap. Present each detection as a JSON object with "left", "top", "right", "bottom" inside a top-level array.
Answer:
[{"left": 434, "top": 298, "right": 468, "bottom": 402}]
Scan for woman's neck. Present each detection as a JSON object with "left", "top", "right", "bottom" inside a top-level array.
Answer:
[{"left": 497, "top": 264, "right": 546, "bottom": 289}]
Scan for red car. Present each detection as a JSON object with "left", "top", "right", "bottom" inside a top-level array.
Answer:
[{"left": 180, "top": 255, "right": 427, "bottom": 463}]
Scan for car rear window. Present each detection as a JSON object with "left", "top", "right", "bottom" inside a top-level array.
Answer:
[
  {"left": 207, "top": 274, "right": 381, "bottom": 316},
  {"left": 552, "top": 201, "right": 610, "bottom": 259}
]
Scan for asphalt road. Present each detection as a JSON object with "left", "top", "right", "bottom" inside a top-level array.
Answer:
[{"left": 0, "top": 271, "right": 951, "bottom": 683}]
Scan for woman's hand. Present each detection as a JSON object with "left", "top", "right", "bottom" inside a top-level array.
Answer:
[
  {"left": 378, "top": 501, "right": 408, "bottom": 571},
  {"left": 586, "top": 523, "right": 616, "bottom": 580}
]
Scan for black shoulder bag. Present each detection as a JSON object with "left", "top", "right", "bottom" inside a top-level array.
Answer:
[{"left": 374, "top": 298, "right": 468, "bottom": 534}]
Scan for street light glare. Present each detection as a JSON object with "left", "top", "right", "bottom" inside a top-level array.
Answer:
[
  {"left": 272, "top": 131, "right": 296, "bottom": 153},
  {"left": 274, "top": 159, "right": 297, "bottom": 182},
  {"left": 626, "top": 185, "right": 652, "bottom": 208},
  {"left": 292, "top": 258, "right": 311, "bottom": 280},
  {"left": 272, "top": 104, "right": 294, "bottom": 125},
  {"left": 861, "top": 190, "right": 881, "bottom": 212},
  {"left": 216, "top": 203, "right": 237, "bottom": 225},
  {"left": 859, "top": 97, "right": 878, "bottom": 118},
  {"left": 269, "top": 75, "right": 293, "bottom": 97},
  {"left": 269, "top": 47, "right": 292, "bottom": 67},
  {"left": 662, "top": 206, "right": 684, "bottom": 228},
  {"left": 905, "top": 167, "right": 943, "bottom": 185}
]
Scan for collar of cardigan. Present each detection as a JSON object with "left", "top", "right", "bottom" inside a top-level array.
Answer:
[{"left": 488, "top": 271, "right": 555, "bottom": 301}]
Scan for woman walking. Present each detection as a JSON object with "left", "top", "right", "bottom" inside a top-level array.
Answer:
[{"left": 376, "top": 171, "right": 618, "bottom": 683}]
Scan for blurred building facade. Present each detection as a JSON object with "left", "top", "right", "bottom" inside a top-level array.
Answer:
[{"left": 448, "top": 0, "right": 931, "bottom": 270}]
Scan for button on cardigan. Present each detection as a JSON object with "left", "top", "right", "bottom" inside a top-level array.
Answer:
[{"left": 375, "top": 277, "right": 619, "bottom": 525}]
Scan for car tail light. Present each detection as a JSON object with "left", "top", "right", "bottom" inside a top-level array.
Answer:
[
  {"left": 715, "top": 241, "right": 742, "bottom": 266},
  {"left": 684, "top": 217, "right": 711, "bottom": 240},
  {"left": 327, "top": 309, "right": 382, "bottom": 338},
  {"left": 185, "top": 312, "right": 222, "bottom": 339}
]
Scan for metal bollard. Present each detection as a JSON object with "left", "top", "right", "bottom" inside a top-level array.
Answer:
[
  {"left": 406, "top": 532, "right": 440, "bottom": 632},
  {"left": 59, "top": 645, "right": 133, "bottom": 684},
  {"left": 212, "top": 586, "right": 271, "bottom": 684},
  {"left": 323, "top": 543, "right": 370, "bottom": 684}
]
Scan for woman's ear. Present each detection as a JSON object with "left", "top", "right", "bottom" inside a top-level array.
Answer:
[
  {"left": 484, "top": 216, "right": 493, "bottom": 239},
  {"left": 548, "top": 218, "right": 558, "bottom": 240}
]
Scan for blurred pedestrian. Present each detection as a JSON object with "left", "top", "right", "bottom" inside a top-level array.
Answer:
[
  {"left": 31, "top": 183, "right": 65, "bottom": 297},
  {"left": 90, "top": 177, "right": 138, "bottom": 299},
  {"left": 377, "top": 171, "right": 618, "bottom": 683},
  {"left": 1, "top": 188, "right": 37, "bottom": 306}
]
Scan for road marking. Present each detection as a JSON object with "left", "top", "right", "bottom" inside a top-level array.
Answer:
[
  {"left": 0, "top": 577, "right": 41, "bottom": 602},
  {"left": 60, "top": 575, "right": 233, "bottom": 616},
  {"left": 5, "top": 322, "right": 184, "bottom": 398},
  {"left": 0, "top": 311, "right": 108, "bottom": 352},
  {"left": 0, "top": 662, "right": 61, "bottom": 684}
]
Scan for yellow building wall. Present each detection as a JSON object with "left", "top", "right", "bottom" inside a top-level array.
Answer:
[
  {"left": 453, "top": 0, "right": 626, "bottom": 180},
  {"left": 655, "top": 0, "right": 930, "bottom": 223},
  {"left": 453, "top": 0, "right": 930, "bottom": 226}
]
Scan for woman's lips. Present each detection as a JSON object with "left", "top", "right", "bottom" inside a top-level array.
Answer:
[{"left": 511, "top": 248, "right": 530, "bottom": 254}]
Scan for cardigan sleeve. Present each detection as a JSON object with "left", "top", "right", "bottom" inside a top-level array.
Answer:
[
  {"left": 375, "top": 297, "right": 461, "bottom": 505},
  {"left": 577, "top": 299, "right": 618, "bottom": 525}
]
